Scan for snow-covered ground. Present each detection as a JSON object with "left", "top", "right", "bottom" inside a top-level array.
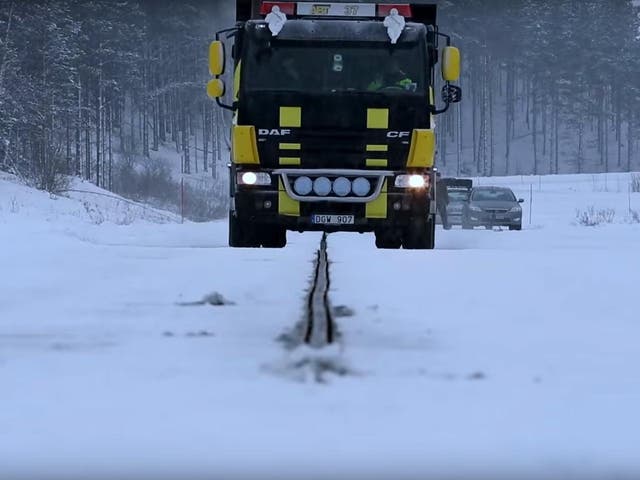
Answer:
[{"left": 1, "top": 172, "right": 640, "bottom": 479}]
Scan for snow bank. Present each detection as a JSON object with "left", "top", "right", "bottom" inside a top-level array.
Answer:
[{"left": 0, "top": 172, "right": 180, "bottom": 227}]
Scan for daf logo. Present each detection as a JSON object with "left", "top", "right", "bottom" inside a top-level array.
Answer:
[
  {"left": 387, "top": 131, "right": 411, "bottom": 138},
  {"left": 258, "top": 128, "right": 291, "bottom": 136}
]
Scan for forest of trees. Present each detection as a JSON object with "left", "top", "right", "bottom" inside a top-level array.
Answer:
[
  {"left": 438, "top": 0, "right": 640, "bottom": 177},
  {"left": 0, "top": 0, "right": 231, "bottom": 218},
  {"left": 1, "top": 0, "right": 639, "bottom": 215}
]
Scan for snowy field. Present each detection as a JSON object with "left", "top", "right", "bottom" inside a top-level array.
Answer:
[{"left": 1, "top": 171, "right": 640, "bottom": 479}]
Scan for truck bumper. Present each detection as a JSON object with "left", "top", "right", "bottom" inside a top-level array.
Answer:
[{"left": 232, "top": 187, "right": 430, "bottom": 233}]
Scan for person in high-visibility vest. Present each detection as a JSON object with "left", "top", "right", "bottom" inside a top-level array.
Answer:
[
  {"left": 436, "top": 172, "right": 451, "bottom": 230},
  {"left": 367, "top": 62, "right": 414, "bottom": 92}
]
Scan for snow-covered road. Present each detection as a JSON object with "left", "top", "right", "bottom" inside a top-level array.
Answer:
[{"left": 1, "top": 173, "right": 640, "bottom": 479}]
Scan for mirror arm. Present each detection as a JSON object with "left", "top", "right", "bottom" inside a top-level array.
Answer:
[
  {"left": 435, "top": 31, "right": 452, "bottom": 47},
  {"left": 431, "top": 82, "right": 451, "bottom": 115},
  {"left": 216, "top": 26, "right": 240, "bottom": 41},
  {"left": 216, "top": 98, "right": 236, "bottom": 111}
]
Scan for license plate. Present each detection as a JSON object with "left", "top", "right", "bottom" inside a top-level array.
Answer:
[
  {"left": 297, "top": 3, "right": 376, "bottom": 17},
  {"left": 311, "top": 214, "right": 354, "bottom": 225}
]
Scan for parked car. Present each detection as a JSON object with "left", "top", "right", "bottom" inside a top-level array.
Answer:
[
  {"left": 443, "top": 178, "right": 472, "bottom": 226},
  {"left": 462, "top": 186, "right": 524, "bottom": 230}
]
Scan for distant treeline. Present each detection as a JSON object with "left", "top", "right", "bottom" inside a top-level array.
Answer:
[
  {"left": 0, "top": 0, "right": 229, "bottom": 192},
  {"left": 438, "top": 0, "right": 640, "bottom": 176},
  {"left": 2, "top": 0, "right": 639, "bottom": 193}
]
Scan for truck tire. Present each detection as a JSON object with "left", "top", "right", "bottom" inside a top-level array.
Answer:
[
  {"left": 428, "top": 216, "right": 436, "bottom": 248},
  {"left": 403, "top": 217, "right": 435, "bottom": 250},
  {"left": 261, "top": 225, "right": 287, "bottom": 248},
  {"left": 228, "top": 213, "right": 260, "bottom": 248},
  {"left": 374, "top": 228, "right": 402, "bottom": 249}
]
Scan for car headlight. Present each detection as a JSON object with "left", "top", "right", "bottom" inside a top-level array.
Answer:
[
  {"left": 237, "top": 171, "right": 271, "bottom": 186},
  {"left": 469, "top": 205, "right": 483, "bottom": 212},
  {"left": 395, "top": 174, "right": 427, "bottom": 188},
  {"left": 509, "top": 206, "right": 522, "bottom": 213}
]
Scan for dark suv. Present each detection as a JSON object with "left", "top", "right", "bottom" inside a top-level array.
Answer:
[
  {"left": 442, "top": 178, "right": 472, "bottom": 226},
  {"left": 462, "top": 186, "right": 524, "bottom": 230}
]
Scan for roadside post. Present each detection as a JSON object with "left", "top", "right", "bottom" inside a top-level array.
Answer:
[
  {"left": 181, "top": 177, "right": 185, "bottom": 224},
  {"left": 529, "top": 183, "right": 533, "bottom": 225}
]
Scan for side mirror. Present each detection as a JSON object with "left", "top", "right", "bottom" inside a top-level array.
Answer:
[
  {"left": 207, "top": 79, "right": 226, "bottom": 99},
  {"left": 442, "top": 84, "right": 462, "bottom": 104},
  {"left": 441, "top": 46, "right": 460, "bottom": 82},
  {"left": 209, "top": 41, "right": 225, "bottom": 76},
  {"left": 518, "top": 198, "right": 525, "bottom": 203}
]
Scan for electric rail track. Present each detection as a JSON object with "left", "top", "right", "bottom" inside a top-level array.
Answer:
[{"left": 303, "top": 233, "right": 335, "bottom": 347}]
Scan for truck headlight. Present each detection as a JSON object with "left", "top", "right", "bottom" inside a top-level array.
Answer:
[
  {"left": 237, "top": 171, "right": 271, "bottom": 186},
  {"left": 395, "top": 174, "right": 426, "bottom": 188}
]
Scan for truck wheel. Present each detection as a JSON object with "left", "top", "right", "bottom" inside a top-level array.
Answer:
[
  {"left": 228, "top": 213, "right": 259, "bottom": 248},
  {"left": 261, "top": 226, "right": 287, "bottom": 248},
  {"left": 403, "top": 217, "right": 435, "bottom": 250},
  {"left": 374, "top": 228, "right": 402, "bottom": 249}
]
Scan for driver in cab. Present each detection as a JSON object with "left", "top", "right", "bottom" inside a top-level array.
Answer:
[{"left": 367, "top": 61, "right": 415, "bottom": 92}]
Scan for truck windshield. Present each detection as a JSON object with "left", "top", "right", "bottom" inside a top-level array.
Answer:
[{"left": 244, "top": 40, "right": 426, "bottom": 95}]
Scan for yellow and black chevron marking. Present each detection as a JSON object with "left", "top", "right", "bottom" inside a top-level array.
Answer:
[
  {"left": 278, "top": 157, "right": 301, "bottom": 166},
  {"left": 278, "top": 178, "right": 300, "bottom": 216},
  {"left": 365, "top": 144, "right": 388, "bottom": 166},
  {"left": 279, "top": 142, "right": 301, "bottom": 166},
  {"left": 277, "top": 107, "right": 302, "bottom": 213},
  {"left": 280, "top": 106, "right": 301, "bottom": 128},
  {"left": 365, "top": 179, "right": 387, "bottom": 218},
  {"left": 366, "top": 158, "right": 388, "bottom": 167},
  {"left": 365, "top": 109, "right": 389, "bottom": 168},
  {"left": 279, "top": 108, "right": 301, "bottom": 165},
  {"left": 366, "top": 108, "right": 389, "bottom": 129},
  {"left": 279, "top": 143, "right": 301, "bottom": 150},
  {"left": 366, "top": 144, "right": 388, "bottom": 152}
]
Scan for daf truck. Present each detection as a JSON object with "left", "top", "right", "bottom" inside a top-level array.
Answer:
[{"left": 207, "top": 0, "right": 461, "bottom": 249}]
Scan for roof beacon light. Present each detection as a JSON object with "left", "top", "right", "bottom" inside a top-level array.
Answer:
[
  {"left": 383, "top": 8, "right": 405, "bottom": 44},
  {"left": 265, "top": 5, "right": 288, "bottom": 36},
  {"left": 260, "top": 2, "right": 296, "bottom": 16},
  {"left": 377, "top": 4, "right": 412, "bottom": 18}
]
